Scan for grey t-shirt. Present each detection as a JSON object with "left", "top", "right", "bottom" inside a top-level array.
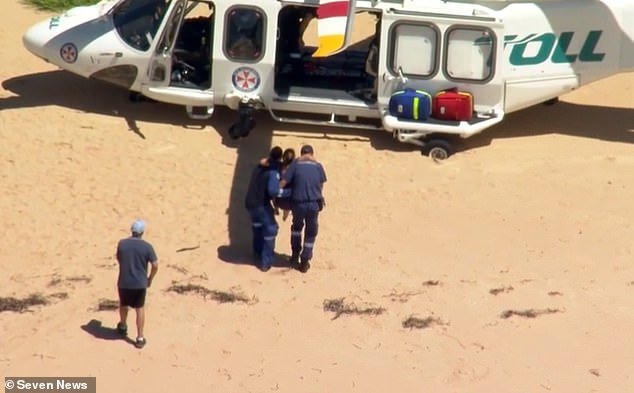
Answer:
[{"left": 116, "top": 237, "right": 157, "bottom": 289}]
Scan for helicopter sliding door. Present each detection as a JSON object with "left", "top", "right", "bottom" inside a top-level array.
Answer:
[
  {"left": 377, "top": 8, "right": 505, "bottom": 127},
  {"left": 140, "top": 0, "right": 216, "bottom": 115}
]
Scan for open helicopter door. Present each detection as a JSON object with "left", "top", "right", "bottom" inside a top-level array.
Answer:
[
  {"left": 377, "top": 6, "right": 506, "bottom": 146},
  {"left": 140, "top": 0, "right": 216, "bottom": 119},
  {"left": 204, "top": 0, "right": 280, "bottom": 138}
]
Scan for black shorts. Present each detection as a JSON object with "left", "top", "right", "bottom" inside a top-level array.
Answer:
[
  {"left": 118, "top": 288, "right": 147, "bottom": 308},
  {"left": 275, "top": 197, "right": 292, "bottom": 211}
]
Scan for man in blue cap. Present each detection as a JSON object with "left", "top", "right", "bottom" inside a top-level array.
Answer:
[
  {"left": 279, "top": 145, "right": 327, "bottom": 273},
  {"left": 244, "top": 146, "right": 287, "bottom": 272},
  {"left": 115, "top": 219, "right": 158, "bottom": 348}
]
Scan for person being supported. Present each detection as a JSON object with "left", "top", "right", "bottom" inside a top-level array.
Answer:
[
  {"left": 260, "top": 148, "right": 296, "bottom": 220},
  {"left": 275, "top": 148, "right": 296, "bottom": 220}
]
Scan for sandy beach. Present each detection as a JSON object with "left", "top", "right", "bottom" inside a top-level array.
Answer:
[{"left": 2, "top": 1, "right": 634, "bottom": 392}]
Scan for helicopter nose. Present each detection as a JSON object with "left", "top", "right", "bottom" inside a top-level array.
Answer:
[{"left": 23, "top": 19, "right": 54, "bottom": 61}]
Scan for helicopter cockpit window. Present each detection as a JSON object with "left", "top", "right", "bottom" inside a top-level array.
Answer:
[
  {"left": 113, "top": 0, "right": 170, "bottom": 51},
  {"left": 224, "top": 7, "right": 265, "bottom": 62},
  {"left": 445, "top": 27, "right": 494, "bottom": 82}
]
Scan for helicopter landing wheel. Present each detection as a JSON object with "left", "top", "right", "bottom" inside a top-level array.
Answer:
[{"left": 421, "top": 139, "right": 453, "bottom": 161}]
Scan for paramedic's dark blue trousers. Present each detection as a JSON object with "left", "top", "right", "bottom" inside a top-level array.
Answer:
[
  {"left": 248, "top": 205, "right": 278, "bottom": 269},
  {"left": 290, "top": 201, "right": 320, "bottom": 261}
]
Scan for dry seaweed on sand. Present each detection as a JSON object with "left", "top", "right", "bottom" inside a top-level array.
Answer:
[
  {"left": 207, "top": 290, "right": 252, "bottom": 304},
  {"left": 96, "top": 299, "right": 119, "bottom": 311},
  {"left": 0, "top": 294, "right": 49, "bottom": 313},
  {"left": 48, "top": 292, "right": 69, "bottom": 300},
  {"left": 175, "top": 245, "right": 200, "bottom": 253},
  {"left": 489, "top": 286, "right": 514, "bottom": 295},
  {"left": 48, "top": 275, "right": 92, "bottom": 287},
  {"left": 402, "top": 315, "right": 443, "bottom": 330},
  {"left": 322, "top": 297, "right": 385, "bottom": 320},
  {"left": 383, "top": 289, "right": 422, "bottom": 303},
  {"left": 166, "top": 283, "right": 255, "bottom": 304},
  {"left": 65, "top": 275, "right": 92, "bottom": 283},
  {"left": 167, "top": 283, "right": 210, "bottom": 296},
  {"left": 167, "top": 264, "right": 189, "bottom": 274},
  {"left": 500, "top": 308, "right": 562, "bottom": 319}
]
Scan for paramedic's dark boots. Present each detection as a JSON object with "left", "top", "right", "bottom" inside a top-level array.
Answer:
[
  {"left": 289, "top": 254, "right": 300, "bottom": 269},
  {"left": 298, "top": 259, "right": 311, "bottom": 273}
]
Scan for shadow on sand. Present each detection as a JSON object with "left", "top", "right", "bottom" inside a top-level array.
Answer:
[
  {"left": 1, "top": 71, "right": 313, "bottom": 270},
  {"left": 4, "top": 70, "right": 634, "bottom": 151},
  {"left": 4, "top": 70, "right": 634, "bottom": 269},
  {"left": 81, "top": 319, "right": 136, "bottom": 346},
  {"left": 0, "top": 70, "right": 414, "bottom": 150},
  {"left": 216, "top": 245, "right": 295, "bottom": 269},
  {"left": 463, "top": 101, "right": 634, "bottom": 153},
  {"left": 1, "top": 70, "right": 210, "bottom": 139}
]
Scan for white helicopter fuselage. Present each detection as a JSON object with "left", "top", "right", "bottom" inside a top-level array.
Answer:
[{"left": 22, "top": 0, "right": 634, "bottom": 157}]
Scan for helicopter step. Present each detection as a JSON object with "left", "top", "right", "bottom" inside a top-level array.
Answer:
[
  {"left": 273, "top": 86, "right": 376, "bottom": 108},
  {"left": 270, "top": 86, "right": 379, "bottom": 121},
  {"left": 268, "top": 109, "right": 382, "bottom": 131},
  {"left": 186, "top": 105, "right": 214, "bottom": 120}
]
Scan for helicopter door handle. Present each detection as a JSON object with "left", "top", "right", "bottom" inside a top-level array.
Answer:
[
  {"left": 396, "top": 67, "right": 408, "bottom": 84},
  {"left": 99, "top": 52, "right": 123, "bottom": 58},
  {"left": 383, "top": 68, "right": 408, "bottom": 84}
]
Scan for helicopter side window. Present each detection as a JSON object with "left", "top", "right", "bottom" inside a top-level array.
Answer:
[
  {"left": 390, "top": 23, "right": 438, "bottom": 78},
  {"left": 445, "top": 27, "right": 494, "bottom": 82},
  {"left": 224, "top": 7, "right": 265, "bottom": 62},
  {"left": 113, "top": 0, "right": 169, "bottom": 51}
]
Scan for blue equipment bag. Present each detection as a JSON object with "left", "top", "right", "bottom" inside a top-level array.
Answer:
[{"left": 388, "top": 88, "right": 432, "bottom": 121}]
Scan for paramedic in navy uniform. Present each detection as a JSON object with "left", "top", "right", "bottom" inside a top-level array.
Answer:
[
  {"left": 279, "top": 145, "right": 327, "bottom": 273},
  {"left": 245, "top": 146, "right": 287, "bottom": 272}
]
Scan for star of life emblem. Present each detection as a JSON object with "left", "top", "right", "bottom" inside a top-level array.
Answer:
[
  {"left": 232, "top": 67, "right": 260, "bottom": 93},
  {"left": 60, "top": 43, "right": 78, "bottom": 63}
]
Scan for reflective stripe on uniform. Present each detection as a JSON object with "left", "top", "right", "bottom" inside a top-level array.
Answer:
[
  {"left": 252, "top": 223, "right": 262, "bottom": 227},
  {"left": 304, "top": 242, "right": 314, "bottom": 248},
  {"left": 291, "top": 231, "right": 302, "bottom": 236},
  {"left": 263, "top": 236, "right": 276, "bottom": 241}
]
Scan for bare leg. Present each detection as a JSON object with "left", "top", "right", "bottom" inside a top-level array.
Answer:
[
  {"left": 135, "top": 306, "right": 145, "bottom": 339},
  {"left": 119, "top": 306, "right": 129, "bottom": 326}
]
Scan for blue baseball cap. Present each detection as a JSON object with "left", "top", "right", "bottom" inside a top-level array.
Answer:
[{"left": 131, "top": 219, "right": 145, "bottom": 234}]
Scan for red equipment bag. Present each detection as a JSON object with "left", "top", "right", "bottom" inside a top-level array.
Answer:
[{"left": 432, "top": 88, "right": 473, "bottom": 121}]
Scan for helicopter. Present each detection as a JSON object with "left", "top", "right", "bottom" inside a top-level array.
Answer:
[{"left": 22, "top": 0, "right": 634, "bottom": 159}]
